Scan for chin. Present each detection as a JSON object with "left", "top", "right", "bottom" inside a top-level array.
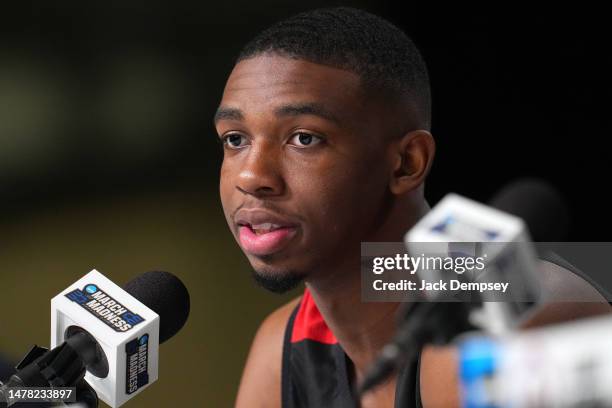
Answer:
[
  {"left": 250, "top": 266, "right": 306, "bottom": 294},
  {"left": 243, "top": 250, "right": 313, "bottom": 292}
]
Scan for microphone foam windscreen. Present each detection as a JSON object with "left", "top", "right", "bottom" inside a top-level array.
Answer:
[
  {"left": 123, "top": 271, "right": 190, "bottom": 344},
  {"left": 489, "top": 178, "right": 570, "bottom": 241}
]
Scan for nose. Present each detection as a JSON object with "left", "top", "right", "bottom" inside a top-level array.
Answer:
[{"left": 236, "top": 143, "right": 285, "bottom": 197}]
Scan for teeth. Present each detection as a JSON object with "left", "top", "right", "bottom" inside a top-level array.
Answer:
[
  {"left": 252, "top": 223, "right": 280, "bottom": 230},
  {"left": 251, "top": 223, "right": 281, "bottom": 234}
]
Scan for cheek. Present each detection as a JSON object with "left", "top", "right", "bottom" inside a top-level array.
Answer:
[
  {"left": 219, "top": 162, "right": 235, "bottom": 222},
  {"left": 288, "top": 154, "right": 387, "bottom": 239}
]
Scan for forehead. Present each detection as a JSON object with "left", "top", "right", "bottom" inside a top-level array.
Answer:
[{"left": 221, "top": 55, "right": 365, "bottom": 119}]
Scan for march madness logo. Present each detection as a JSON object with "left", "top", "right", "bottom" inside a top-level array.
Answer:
[
  {"left": 125, "top": 334, "right": 150, "bottom": 394},
  {"left": 65, "top": 284, "right": 145, "bottom": 332}
]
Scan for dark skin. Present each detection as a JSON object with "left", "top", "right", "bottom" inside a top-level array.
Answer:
[{"left": 216, "top": 54, "right": 611, "bottom": 408}]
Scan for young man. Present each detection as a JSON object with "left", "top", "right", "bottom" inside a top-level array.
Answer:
[{"left": 215, "top": 7, "right": 610, "bottom": 407}]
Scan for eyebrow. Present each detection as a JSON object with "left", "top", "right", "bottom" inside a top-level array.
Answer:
[
  {"left": 214, "top": 102, "right": 339, "bottom": 125},
  {"left": 274, "top": 102, "right": 339, "bottom": 123},
  {"left": 214, "top": 107, "right": 244, "bottom": 124}
]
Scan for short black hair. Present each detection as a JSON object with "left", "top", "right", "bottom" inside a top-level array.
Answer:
[{"left": 237, "top": 7, "right": 431, "bottom": 130}]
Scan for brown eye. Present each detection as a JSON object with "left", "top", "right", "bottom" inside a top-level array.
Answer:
[
  {"left": 288, "top": 132, "right": 322, "bottom": 147},
  {"left": 223, "top": 133, "right": 248, "bottom": 149}
]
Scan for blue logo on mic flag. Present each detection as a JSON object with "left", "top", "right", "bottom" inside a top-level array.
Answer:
[
  {"left": 431, "top": 215, "right": 500, "bottom": 240},
  {"left": 126, "top": 334, "right": 150, "bottom": 394},
  {"left": 65, "top": 284, "right": 145, "bottom": 332}
]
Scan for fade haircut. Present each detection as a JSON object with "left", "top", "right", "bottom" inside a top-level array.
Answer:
[{"left": 237, "top": 6, "right": 431, "bottom": 130}]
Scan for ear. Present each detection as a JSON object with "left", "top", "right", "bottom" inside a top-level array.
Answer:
[{"left": 389, "top": 130, "right": 435, "bottom": 195}]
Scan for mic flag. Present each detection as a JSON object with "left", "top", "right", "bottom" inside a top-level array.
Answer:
[{"left": 51, "top": 269, "right": 160, "bottom": 408}]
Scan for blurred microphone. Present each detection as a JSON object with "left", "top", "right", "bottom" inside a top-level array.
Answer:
[
  {"left": 0, "top": 270, "right": 190, "bottom": 408},
  {"left": 359, "top": 179, "right": 567, "bottom": 395},
  {"left": 460, "top": 313, "right": 612, "bottom": 408},
  {"left": 489, "top": 178, "right": 569, "bottom": 242}
]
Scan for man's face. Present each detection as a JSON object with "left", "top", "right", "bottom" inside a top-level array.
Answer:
[{"left": 216, "top": 54, "right": 395, "bottom": 289}]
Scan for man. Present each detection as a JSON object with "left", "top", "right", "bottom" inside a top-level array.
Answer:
[{"left": 214, "top": 7, "right": 610, "bottom": 407}]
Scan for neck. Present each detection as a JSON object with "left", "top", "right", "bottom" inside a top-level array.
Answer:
[{"left": 305, "top": 197, "right": 430, "bottom": 378}]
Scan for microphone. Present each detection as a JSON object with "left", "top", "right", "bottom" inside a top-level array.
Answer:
[
  {"left": 122, "top": 271, "right": 190, "bottom": 345},
  {"left": 0, "top": 270, "right": 189, "bottom": 408},
  {"left": 359, "top": 180, "right": 567, "bottom": 395},
  {"left": 460, "top": 313, "right": 612, "bottom": 407},
  {"left": 488, "top": 177, "right": 570, "bottom": 242}
]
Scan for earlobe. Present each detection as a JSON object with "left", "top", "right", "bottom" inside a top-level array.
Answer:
[{"left": 389, "top": 130, "right": 435, "bottom": 195}]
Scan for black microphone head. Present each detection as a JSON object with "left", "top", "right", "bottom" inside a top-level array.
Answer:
[
  {"left": 489, "top": 178, "right": 570, "bottom": 241},
  {"left": 123, "top": 271, "right": 190, "bottom": 344}
]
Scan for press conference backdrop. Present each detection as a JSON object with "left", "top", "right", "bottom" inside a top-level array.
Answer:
[{"left": 1, "top": 1, "right": 610, "bottom": 407}]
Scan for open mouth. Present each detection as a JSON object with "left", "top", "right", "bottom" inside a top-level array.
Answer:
[
  {"left": 236, "top": 221, "right": 298, "bottom": 256},
  {"left": 241, "top": 222, "right": 286, "bottom": 235},
  {"left": 234, "top": 208, "right": 300, "bottom": 256}
]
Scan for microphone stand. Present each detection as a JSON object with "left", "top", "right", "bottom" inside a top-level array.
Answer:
[{"left": 0, "top": 329, "right": 103, "bottom": 407}]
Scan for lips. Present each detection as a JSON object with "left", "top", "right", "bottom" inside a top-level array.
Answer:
[{"left": 234, "top": 209, "right": 299, "bottom": 256}]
